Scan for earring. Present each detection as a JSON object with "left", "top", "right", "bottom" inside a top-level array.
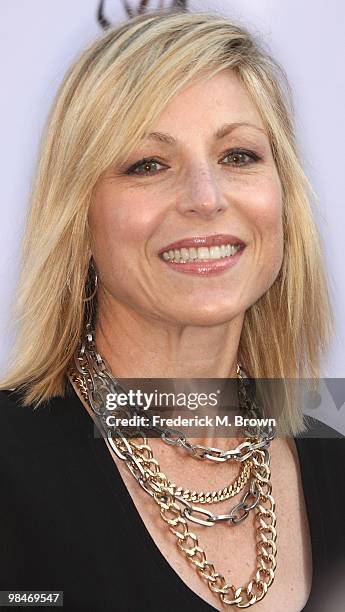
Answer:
[{"left": 83, "top": 259, "right": 98, "bottom": 302}]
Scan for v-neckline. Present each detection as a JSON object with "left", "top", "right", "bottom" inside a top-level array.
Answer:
[{"left": 67, "top": 378, "right": 314, "bottom": 611}]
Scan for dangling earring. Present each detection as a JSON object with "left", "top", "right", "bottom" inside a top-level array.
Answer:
[{"left": 83, "top": 258, "right": 98, "bottom": 302}]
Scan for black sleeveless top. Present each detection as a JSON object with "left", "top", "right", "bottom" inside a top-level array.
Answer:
[{"left": 0, "top": 380, "right": 344, "bottom": 612}]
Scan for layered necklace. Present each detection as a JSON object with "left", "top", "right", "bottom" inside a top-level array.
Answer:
[{"left": 68, "top": 324, "right": 277, "bottom": 608}]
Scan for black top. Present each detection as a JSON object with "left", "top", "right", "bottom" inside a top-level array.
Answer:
[{"left": 0, "top": 380, "right": 344, "bottom": 612}]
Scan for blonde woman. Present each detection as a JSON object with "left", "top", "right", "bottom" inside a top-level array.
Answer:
[{"left": 0, "top": 10, "right": 344, "bottom": 612}]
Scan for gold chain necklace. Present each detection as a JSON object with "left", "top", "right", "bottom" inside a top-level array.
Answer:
[
  {"left": 167, "top": 458, "right": 252, "bottom": 503},
  {"left": 68, "top": 338, "right": 277, "bottom": 608}
]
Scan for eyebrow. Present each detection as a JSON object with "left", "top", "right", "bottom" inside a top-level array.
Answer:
[{"left": 145, "top": 122, "right": 266, "bottom": 145}]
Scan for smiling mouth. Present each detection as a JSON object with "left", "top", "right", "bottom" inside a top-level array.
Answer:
[
  {"left": 158, "top": 242, "right": 246, "bottom": 277},
  {"left": 160, "top": 242, "right": 243, "bottom": 263}
]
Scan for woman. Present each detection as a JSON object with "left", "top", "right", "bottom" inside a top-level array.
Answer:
[{"left": 0, "top": 9, "right": 344, "bottom": 612}]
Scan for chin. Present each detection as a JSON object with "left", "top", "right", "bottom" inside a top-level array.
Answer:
[{"left": 171, "top": 306, "right": 244, "bottom": 327}]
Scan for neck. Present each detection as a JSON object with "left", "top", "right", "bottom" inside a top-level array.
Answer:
[
  {"left": 94, "top": 293, "right": 244, "bottom": 380},
  {"left": 92, "top": 292, "right": 245, "bottom": 448}
]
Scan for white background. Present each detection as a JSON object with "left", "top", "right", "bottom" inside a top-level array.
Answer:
[{"left": 1, "top": 1, "right": 344, "bottom": 431}]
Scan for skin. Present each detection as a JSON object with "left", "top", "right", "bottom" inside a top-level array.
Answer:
[{"left": 89, "top": 68, "right": 284, "bottom": 393}]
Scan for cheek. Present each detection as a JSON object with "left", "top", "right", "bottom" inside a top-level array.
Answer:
[
  {"left": 239, "top": 175, "right": 284, "bottom": 276},
  {"left": 89, "top": 188, "right": 164, "bottom": 256},
  {"left": 240, "top": 175, "right": 283, "bottom": 240},
  {"left": 239, "top": 172, "right": 282, "bottom": 215}
]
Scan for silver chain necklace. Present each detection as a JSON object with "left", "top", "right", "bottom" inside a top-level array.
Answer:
[
  {"left": 68, "top": 325, "right": 278, "bottom": 607},
  {"left": 68, "top": 324, "right": 275, "bottom": 528},
  {"left": 71, "top": 322, "right": 275, "bottom": 456}
]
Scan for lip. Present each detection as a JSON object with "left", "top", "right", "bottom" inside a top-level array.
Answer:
[
  {"left": 160, "top": 244, "right": 246, "bottom": 276},
  {"left": 158, "top": 233, "right": 246, "bottom": 255}
]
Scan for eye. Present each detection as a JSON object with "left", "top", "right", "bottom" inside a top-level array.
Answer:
[
  {"left": 125, "top": 157, "right": 165, "bottom": 176},
  {"left": 124, "top": 148, "right": 261, "bottom": 177},
  {"left": 221, "top": 148, "right": 261, "bottom": 167}
]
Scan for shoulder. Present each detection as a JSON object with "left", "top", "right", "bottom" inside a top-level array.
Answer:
[
  {"left": 0, "top": 387, "right": 52, "bottom": 438},
  {"left": 0, "top": 380, "right": 89, "bottom": 458},
  {"left": 0, "top": 378, "right": 80, "bottom": 418},
  {"left": 294, "top": 415, "right": 345, "bottom": 474},
  {"left": 299, "top": 415, "right": 344, "bottom": 439},
  {"left": 0, "top": 384, "right": 71, "bottom": 426}
]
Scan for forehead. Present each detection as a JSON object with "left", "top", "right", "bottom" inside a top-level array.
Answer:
[{"left": 148, "top": 69, "right": 266, "bottom": 138}]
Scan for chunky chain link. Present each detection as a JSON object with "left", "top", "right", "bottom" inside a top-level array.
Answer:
[
  {"left": 70, "top": 323, "right": 274, "bottom": 459},
  {"left": 156, "top": 449, "right": 276, "bottom": 608},
  {"left": 67, "top": 327, "right": 277, "bottom": 607}
]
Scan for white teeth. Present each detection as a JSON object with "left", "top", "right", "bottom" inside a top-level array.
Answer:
[
  {"left": 197, "top": 247, "right": 209, "bottom": 260},
  {"left": 180, "top": 248, "right": 190, "bottom": 261},
  {"left": 160, "top": 243, "right": 242, "bottom": 263},
  {"left": 210, "top": 246, "right": 221, "bottom": 259}
]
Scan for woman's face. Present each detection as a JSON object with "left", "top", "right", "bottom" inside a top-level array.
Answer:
[{"left": 89, "top": 69, "right": 284, "bottom": 326}]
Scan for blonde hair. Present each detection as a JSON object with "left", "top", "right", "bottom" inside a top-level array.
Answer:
[{"left": 0, "top": 9, "right": 334, "bottom": 435}]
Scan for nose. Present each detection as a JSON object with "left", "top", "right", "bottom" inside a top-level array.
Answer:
[{"left": 176, "top": 164, "right": 227, "bottom": 220}]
